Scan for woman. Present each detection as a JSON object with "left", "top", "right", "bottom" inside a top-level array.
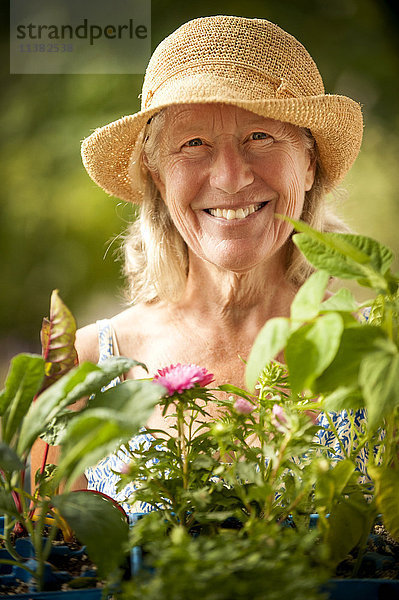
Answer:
[{"left": 36, "top": 16, "right": 364, "bottom": 506}]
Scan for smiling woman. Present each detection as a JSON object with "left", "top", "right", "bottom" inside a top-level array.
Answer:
[{"left": 33, "top": 15, "right": 365, "bottom": 509}]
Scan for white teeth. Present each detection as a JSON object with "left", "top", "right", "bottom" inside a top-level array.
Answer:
[{"left": 207, "top": 203, "right": 264, "bottom": 220}]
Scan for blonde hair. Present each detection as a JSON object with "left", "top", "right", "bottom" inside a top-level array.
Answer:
[{"left": 123, "top": 109, "right": 349, "bottom": 304}]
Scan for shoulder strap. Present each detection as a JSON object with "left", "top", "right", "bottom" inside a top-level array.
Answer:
[
  {"left": 96, "top": 319, "right": 115, "bottom": 362},
  {"left": 96, "top": 319, "right": 124, "bottom": 386}
]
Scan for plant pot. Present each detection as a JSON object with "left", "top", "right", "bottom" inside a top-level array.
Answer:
[
  {"left": 321, "top": 578, "right": 399, "bottom": 600},
  {"left": 0, "top": 517, "right": 100, "bottom": 598}
]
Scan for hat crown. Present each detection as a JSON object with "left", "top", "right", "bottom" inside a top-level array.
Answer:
[{"left": 142, "top": 15, "right": 325, "bottom": 110}]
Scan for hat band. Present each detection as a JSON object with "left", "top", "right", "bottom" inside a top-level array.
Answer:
[{"left": 142, "top": 61, "right": 308, "bottom": 110}]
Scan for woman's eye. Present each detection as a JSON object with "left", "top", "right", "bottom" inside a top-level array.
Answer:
[
  {"left": 185, "top": 138, "right": 203, "bottom": 147},
  {"left": 251, "top": 132, "right": 271, "bottom": 141}
]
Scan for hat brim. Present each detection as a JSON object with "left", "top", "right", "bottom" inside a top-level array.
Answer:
[{"left": 81, "top": 94, "right": 363, "bottom": 203}]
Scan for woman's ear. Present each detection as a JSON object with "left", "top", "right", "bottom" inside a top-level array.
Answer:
[
  {"left": 304, "top": 156, "right": 316, "bottom": 192},
  {"left": 142, "top": 154, "right": 166, "bottom": 199}
]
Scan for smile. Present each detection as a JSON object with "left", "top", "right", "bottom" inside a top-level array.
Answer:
[{"left": 204, "top": 202, "right": 268, "bottom": 220}]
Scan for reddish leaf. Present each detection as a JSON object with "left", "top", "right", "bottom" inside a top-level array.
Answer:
[{"left": 39, "top": 290, "right": 78, "bottom": 392}]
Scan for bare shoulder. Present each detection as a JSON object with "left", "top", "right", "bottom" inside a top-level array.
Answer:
[
  {"left": 111, "top": 302, "right": 169, "bottom": 356},
  {"left": 75, "top": 322, "right": 100, "bottom": 364},
  {"left": 75, "top": 302, "right": 165, "bottom": 366}
]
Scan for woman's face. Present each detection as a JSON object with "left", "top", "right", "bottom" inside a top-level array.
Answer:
[{"left": 149, "top": 104, "right": 315, "bottom": 273}]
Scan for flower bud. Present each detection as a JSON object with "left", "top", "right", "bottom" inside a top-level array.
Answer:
[{"left": 234, "top": 398, "right": 255, "bottom": 415}]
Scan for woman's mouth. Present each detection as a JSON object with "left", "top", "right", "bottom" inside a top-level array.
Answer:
[{"left": 204, "top": 202, "right": 268, "bottom": 220}]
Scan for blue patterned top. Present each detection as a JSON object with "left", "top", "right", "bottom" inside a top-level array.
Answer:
[
  {"left": 85, "top": 320, "right": 156, "bottom": 514},
  {"left": 86, "top": 318, "right": 370, "bottom": 514}
]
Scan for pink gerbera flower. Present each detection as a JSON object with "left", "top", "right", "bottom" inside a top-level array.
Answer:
[{"left": 153, "top": 363, "right": 214, "bottom": 396}]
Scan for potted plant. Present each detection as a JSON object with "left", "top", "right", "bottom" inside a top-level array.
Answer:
[
  {"left": 112, "top": 223, "right": 399, "bottom": 599},
  {"left": 0, "top": 291, "right": 165, "bottom": 598}
]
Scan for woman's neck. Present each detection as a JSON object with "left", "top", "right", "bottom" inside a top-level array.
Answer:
[{"left": 173, "top": 248, "right": 297, "bottom": 334}]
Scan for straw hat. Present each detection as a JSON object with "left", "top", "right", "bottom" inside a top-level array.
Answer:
[{"left": 81, "top": 15, "right": 363, "bottom": 203}]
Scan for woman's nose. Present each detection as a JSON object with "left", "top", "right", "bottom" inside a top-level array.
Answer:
[{"left": 209, "top": 142, "right": 254, "bottom": 194}]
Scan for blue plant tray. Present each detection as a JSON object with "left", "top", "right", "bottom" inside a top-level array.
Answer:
[{"left": 0, "top": 590, "right": 103, "bottom": 599}]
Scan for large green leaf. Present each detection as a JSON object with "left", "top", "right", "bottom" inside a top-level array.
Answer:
[
  {"left": 0, "top": 354, "right": 45, "bottom": 445},
  {"left": 359, "top": 340, "right": 399, "bottom": 430},
  {"left": 313, "top": 325, "right": 386, "bottom": 394},
  {"left": 40, "top": 290, "right": 78, "bottom": 391},
  {"left": 321, "top": 387, "right": 365, "bottom": 412},
  {"left": 285, "top": 313, "right": 344, "bottom": 395},
  {"left": 17, "top": 362, "right": 98, "bottom": 456},
  {"left": 315, "top": 459, "right": 356, "bottom": 510},
  {"left": 56, "top": 380, "right": 165, "bottom": 485},
  {"left": 0, "top": 442, "right": 24, "bottom": 472},
  {"left": 245, "top": 317, "right": 290, "bottom": 391},
  {"left": 290, "top": 270, "right": 329, "bottom": 323},
  {"left": 53, "top": 491, "right": 129, "bottom": 578},
  {"left": 320, "top": 288, "right": 359, "bottom": 313},
  {"left": 324, "top": 499, "right": 368, "bottom": 564},
  {"left": 17, "top": 357, "right": 136, "bottom": 456},
  {"left": 369, "top": 467, "right": 399, "bottom": 541},
  {"left": 288, "top": 220, "right": 392, "bottom": 291}
]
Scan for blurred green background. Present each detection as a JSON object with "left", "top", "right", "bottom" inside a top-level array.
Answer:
[{"left": 1, "top": 0, "right": 399, "bottom": 379}]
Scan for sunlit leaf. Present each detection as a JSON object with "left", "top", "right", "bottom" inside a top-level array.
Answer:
[
  {"left": 40, "top": 290, "right": 78, "bottom": 391},
  {"left": 321, "top": 386, "right": 364, "bottom": 412},
  {"left": 0, "top": 354, "right": 45, "bottom": 445},
  {"left": 290, "top": 270, "right": 329, "bottom": 323},
  {"left": 313, "top": 325, "right": 386, "bottom": 393},
  {"left": 286, "top": 313, "right": 344, "bottom": 395},
  {"left": 359, "top": 340, "right": 399, "bottom": 430},
  {"left": 246, "top": 317, "right": 290, "bottom": 391},
  {"left": 56, "top": 380, "right": 165, "bottom": 485},
  {"left": 320, "top": 288, "right": 359, "bottom": 313}
]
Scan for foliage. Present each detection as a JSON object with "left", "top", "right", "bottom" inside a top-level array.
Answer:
[
  {"left": 0, "top": 292, "right": 165, "bottom": 591},
  {"left": 123, "top": 518, "right": 327, "bottom": 600},
  {"left": 117, "top": 224, "right": 399, "bottom": 597}
]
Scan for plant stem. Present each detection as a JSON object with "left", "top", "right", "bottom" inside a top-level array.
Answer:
[{"left": 176, "top": 402, "right": 188, "bottom": 491}]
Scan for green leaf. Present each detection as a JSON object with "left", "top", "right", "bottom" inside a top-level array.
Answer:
[
  {"left": 56, "top": 380, "right": 165, "bottom": 485},
  {"left": 320, "top": 288, "right": 359, "bottom": 313},
  {"left": 40, "top": 290, "right": 78, "bottom": 391},
  {"left": 290, "top": 270, "right": 329, "bottom": 323},
  {"left": 0, "top": 354, "right": 45, "bottom": 445},
  {"left": 0, "top": 489, "right": 21, "bottom": 519},
  {"left": 287, "top": 219, "right": 392, "bottom": 291},
  {"left": 314, "top": 325, "right": 386, "bottom": 394},
  {"left": 245, "top": 317, "right": 290, "bottom": 391},
  {"left": 17, "top": 357, "right": 137, "bottom": 457},
  {"left": 286, "top": 313, "right": 344, "bottom": 394},
  {"left": 322, "top": 387, "right": 365, "bottom": 412},
  {"left": 17, "top": 362, "right": 99, "bottom": 456},
  {"left": 324, "top": 499, "right": 367, "bottom": 564},
  {"left": 0, "top": 442, "right": 24, "bottom": 472},
  {"left": 217, "top": 384, "right": 253, "bottom": 401},
  {"left": 53, "top": 491, "right": 129, "bottom": 578},
  {"left": 359, "top": 340, "right": 399, "bottom": 430},
  {"left": 369, "top": 467, "right": 399, "bottom": 541}
]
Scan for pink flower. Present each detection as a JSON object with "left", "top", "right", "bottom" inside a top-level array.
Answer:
[
  {"left": 271, "top": 404, "right": 288, "bottom": 431},
  {"left": 234, "top": 398, "right": 255, "bottom": 415},
  {"left": 119, "top": 462, "right": 131, "bottom": 475},
  {"left": 153, "top": 363, "right": 214, "bottom": 396}
]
